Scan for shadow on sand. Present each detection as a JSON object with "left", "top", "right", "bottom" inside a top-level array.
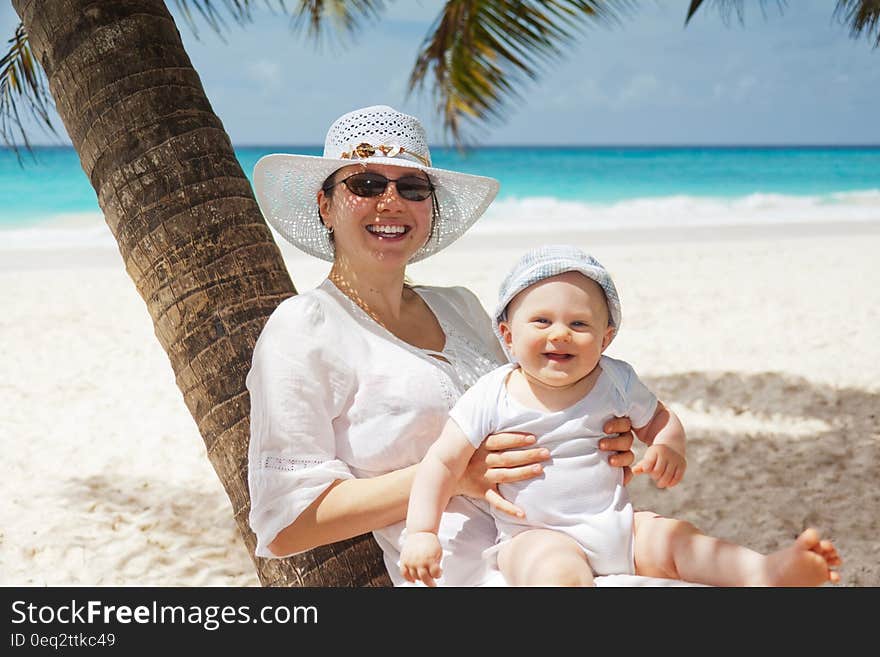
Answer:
[{"left": 632, "top": 370, "right": 878, "bottom": 586}]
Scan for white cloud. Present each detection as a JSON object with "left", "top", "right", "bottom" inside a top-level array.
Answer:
[
  {"left": 615, "top": 74, "right": 662, "bottom": 107},
  {"left": 713, "top": 74, "right": 760, "bottom": 104},
  {"left": 247, "top": 59, "right": 283, "bottom": 94}
]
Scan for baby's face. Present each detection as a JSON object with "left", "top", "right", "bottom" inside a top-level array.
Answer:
[{"left": 500, "top": 271, "right": 614, "bottom": 388}]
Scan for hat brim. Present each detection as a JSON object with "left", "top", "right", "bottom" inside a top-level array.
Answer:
[{"left": 252, "top": 153, "right": 499, "bottom": 263}]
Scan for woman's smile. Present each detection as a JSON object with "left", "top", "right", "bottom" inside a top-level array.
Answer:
[{"left": 365, "top": 223, "right": 412, "bottom": 240}]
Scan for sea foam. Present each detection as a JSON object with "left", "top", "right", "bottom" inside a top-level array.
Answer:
[
  {"left": 0, "top": 212, "right": 115, "bottom": 250},
  {"left": 475, "top": 190, "right": 880, "bottom": 234},
  {"left": 2, "top": 191, "right": 878, "bottom": 250}
]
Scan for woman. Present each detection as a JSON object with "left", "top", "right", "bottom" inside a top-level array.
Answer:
[{"left": 247, "top": 105, "right": 700, "bottom": 586}]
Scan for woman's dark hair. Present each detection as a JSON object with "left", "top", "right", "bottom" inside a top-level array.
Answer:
[
  {"left": 316, "top": 170, "right": 441, "bottom": 247},
  {"left": 317, "top": 172, "right": 337, "bottom": 244}
]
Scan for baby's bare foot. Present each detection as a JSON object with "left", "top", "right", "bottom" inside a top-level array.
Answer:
[{"left": 755, "top": 528, "right": 841, "bottom": 586}]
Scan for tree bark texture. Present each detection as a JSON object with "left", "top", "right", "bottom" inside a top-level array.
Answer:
[{"left": 13, "top": 0, "right": 391, "bottom": 587}]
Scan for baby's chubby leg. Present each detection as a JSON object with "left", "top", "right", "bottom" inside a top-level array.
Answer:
[
  {"left": 632, "top": 512, "right": 841, "bottom": 586},
  {"left": 497, "top": 529, "right": 595, "bottom": 587}
]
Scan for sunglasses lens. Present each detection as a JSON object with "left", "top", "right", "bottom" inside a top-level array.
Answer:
[
  {"left": 396, "top": 177, "right": 434, "bottom": 201},
  {"left": 344, "top": 173, "right": 388, "bottom": 197},
  {"left": 341, "top": 173, "right": 434, "bottom": 201}
]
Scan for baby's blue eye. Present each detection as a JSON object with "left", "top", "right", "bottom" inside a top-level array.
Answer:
[
  {"left": 532, "top": 318, "right": 550, "bottom": 325},
  {"left": 571, "top": 321, "right": 588, "bottom": 328}
]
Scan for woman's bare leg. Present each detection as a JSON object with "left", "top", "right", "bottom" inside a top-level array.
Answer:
[
  {"left": 632, "top": 512, "right": 841, "bottom": 586},
  {"left": 498, "top": 529, "right": 595, "bottom": 587}
]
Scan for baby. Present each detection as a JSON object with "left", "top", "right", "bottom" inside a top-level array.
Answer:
[{"left": 400, "top": 245, "right": 841, "bottom": 586}]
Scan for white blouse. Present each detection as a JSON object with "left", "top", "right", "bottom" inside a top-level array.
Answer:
[{"left": 246, "top": 278, "right": 508, "bottom": 586}]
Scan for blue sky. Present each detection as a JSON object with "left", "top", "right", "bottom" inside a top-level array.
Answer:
[{"left": 3, "top": 0, "right": 880, "bottom": 145}]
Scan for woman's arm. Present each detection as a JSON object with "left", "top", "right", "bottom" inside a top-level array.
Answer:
[
  {"left": 266, "top": 424, "right": 635, "bottom": 556},
  {"left": 267, "top": 428, "right": 544, "bottom": 556},
  {"left": 266, "top": 465, "right": 418, "bottom": 557}
]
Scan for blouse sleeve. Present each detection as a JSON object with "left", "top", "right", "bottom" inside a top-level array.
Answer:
[
  {"left": 447, "top": 285, "right": 508, "bottom": 364},
  {"left": 246, "top": 294, "right": 355, "bottom": 558}
]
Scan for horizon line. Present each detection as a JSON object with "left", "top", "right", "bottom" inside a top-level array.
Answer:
[{"left": 6, "top": 142, "right": 880, "bottom": 151}]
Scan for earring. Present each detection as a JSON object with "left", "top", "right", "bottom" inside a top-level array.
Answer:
[{"left": 326, "top": 225, "right": 334, "bottom": 234}]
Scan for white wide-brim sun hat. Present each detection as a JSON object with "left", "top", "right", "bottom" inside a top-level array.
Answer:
[{"left": 252, "top": 105, "right": 500, "bottom": 263}]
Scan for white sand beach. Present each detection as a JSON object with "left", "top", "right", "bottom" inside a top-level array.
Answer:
[{"left": 2, "top": 220, "right": 878, "bottom": 586}]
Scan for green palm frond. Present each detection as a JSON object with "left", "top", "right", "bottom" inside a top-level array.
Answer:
[
  {"left": 687, "top": 0, "right": 740, "bottom": 24},
  {"left": 685, "top": 0, "right": 788, "bottom": 26},
  {"left": 288, "top": 0, "right": 387, "bottom": 41},
  {"left": 834, "top": 0, "right": 880, "bottom": 47},
  {"left": 171, "top": 1, "right": 386, "bottom": 46},
  {"left": 408, "top": 1, "right": 633, "bottom": 146},
  {"left": 2, "top": 1, "right": 285, "bottom": 153},
  {"left": 686, "top": 0, "right": 880, "bottom": 46},
  {"left": 171, "top": 1, "right": 278, "bottom": 40},
  {"left": 0, "top": 23, "right": 57, "bottom": 157}
]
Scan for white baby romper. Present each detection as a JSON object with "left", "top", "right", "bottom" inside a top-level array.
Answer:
[{"left": 449, "top": 355, "right": 658, "bottom": 576}]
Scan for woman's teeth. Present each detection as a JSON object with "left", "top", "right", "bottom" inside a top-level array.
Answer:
[{"left": 367, "top": 225, "right": 407, "bottom": 235}]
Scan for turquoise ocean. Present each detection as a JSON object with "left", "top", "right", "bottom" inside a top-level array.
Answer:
[{"left": 2, "top": 145, "right": 879, "bottom": 249}]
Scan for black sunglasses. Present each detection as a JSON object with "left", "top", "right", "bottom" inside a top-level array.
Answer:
[{"left": 323, "top": 172, "right": 435, "bottom": 202}]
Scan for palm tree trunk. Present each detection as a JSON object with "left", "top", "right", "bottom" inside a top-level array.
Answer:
[{"left": 13, "top": 0, "right": 391, "bottom": 587}]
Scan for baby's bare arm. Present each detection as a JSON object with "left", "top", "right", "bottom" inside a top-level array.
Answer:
[
  {"left": 632, "top": 402, "right": 688, "bottom": 488},
  {"left": 633, "top": 401, "right": 686, "bottom": 455},
  {"left": 405, "top": 419, "right": 478, "bottom": 534}
]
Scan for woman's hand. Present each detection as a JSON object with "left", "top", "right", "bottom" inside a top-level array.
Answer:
[
  {"left": 456, "top": 432, "right": 549, "bottom": 517},
  {"left": 600, "top": 417, "right": 636, "bottom": 485}
]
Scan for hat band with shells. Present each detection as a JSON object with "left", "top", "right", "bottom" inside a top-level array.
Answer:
[{"left": 336, "top": 142, "right": 432, "bottom": 167}]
